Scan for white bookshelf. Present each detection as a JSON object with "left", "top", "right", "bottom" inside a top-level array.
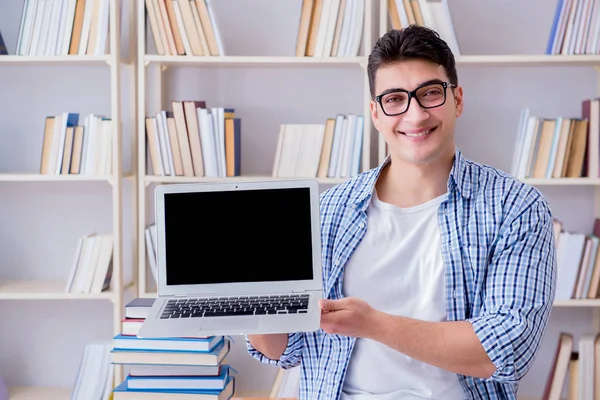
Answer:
[
  {"left": 134, "top": 0, "right": 376, "bottom": 299},
  {"left": 143, "top": 54, "right": 368, "bottom": 67},
  {"left": 0, "top": 55, "right": 112, "bottom": 65},
  {"left": 0, "top": 280, "right": 117, "bottom": 301},
  {"left": 7, "top": 387, "right": 71, "bottom": 400},
  {"left": 0, "top": 0, "right": 133, "bottom": 396}
]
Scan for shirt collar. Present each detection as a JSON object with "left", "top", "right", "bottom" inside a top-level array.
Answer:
[{"left": 348, "top": 147, "right": 474, "bottom": 210}]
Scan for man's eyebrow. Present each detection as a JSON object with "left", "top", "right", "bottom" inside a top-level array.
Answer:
[{"left": 378, "top": 79, "right": 445, "bottom": 97}]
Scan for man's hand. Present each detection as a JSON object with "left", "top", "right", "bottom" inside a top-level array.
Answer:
[{"left": 319, "top": 297, "right": 382, "bottom": 338}]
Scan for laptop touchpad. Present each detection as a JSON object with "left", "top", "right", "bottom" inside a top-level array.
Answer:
[{"left": 201, "top": 316, "right": 259, "bottom": 332}]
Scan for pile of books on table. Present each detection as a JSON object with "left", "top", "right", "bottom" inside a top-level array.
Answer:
[{"left": 110, "top": 298, "right": 235, "bottom": 399}]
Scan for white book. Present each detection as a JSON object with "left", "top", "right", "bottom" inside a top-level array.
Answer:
[
  {"left": 91, "top": 234, "right": 113, "bottom": 294},
  {"left": 322, "top": 0, "right": 341, "bottom": 58},
  {"left": 394, "top": 0, "right": 409, "bottom": 28},
  {"left": 145, "top": 227, "right": 158, "bottom": 284},
  {"left": 272, "top": 125, "right": 285, "bottom": 177},
  {"left": 313, "top": 0, "right": 332, "bottom": 57},
  {"left": 81, "top": 234, "right": 103, "bottom": 293},
  {"left": 172, "top": 0, "right": 193, "bottom": 55},
  {"left": 159, "top": 111, "right": 175, "bottom": 176},
  {"left": 59, "top": 0, "right": 78, "bottom": 54},
  {"left": 94, "top": 0, "right": 110, "bottom": 55},
  {"left": 78, "top": 0, "right": 95, "bottom": 54},
  {"left": 587, "top": 0, "right": 600, "bottom": 53},
  {"left": 307, "top": 124, "right": 325, "bottom": 177},
  {"left": 28, "top": 0, "right": 45, "bottom": 55},
  {"left": 205, "top": 0, "right": 225, "bottom": 55},
  {"left": 70, "top": 234, "right": 96, "bottom": 293},
  {"left": 16, "top": 0, "right": 33, "bottom": 55},
  {"left": 327, "top": 114, "right": 345, "bottom": 178},
  {"left": 50, "top": 0, "right": 67, "bottom": 53},
  {"left": 340, "top": 114, "right": 356, "bottom": 178},
  {"left": 561, "top": 0, "right": 580, "bottom": 55},
  {"left": 347, "top": 0, "right": 363, "bottom": 57},
  {"left": 510, "top": 108, "right": 529, "bottom": 177},
  {"left": 350, "top": 115, "right": 364, "bottom": 177},
  {"left": 65, "top": 235, "right": 85, "bottom": 292},
  {"left": 428, "top": 0, "right": 460, "bottom": 55},
  {"left": 154, "top": 113, "right": 172, "bottom": 176},
  {"left": 197, "top": 108, "right": 218, "bottom": 177},
  {"left": 336, "top": 0, "right": 354, "bottom": 57}
]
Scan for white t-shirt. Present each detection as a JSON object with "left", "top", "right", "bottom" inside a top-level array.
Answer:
[{"left": 340, "top": 189, "right": 465, "bottom": 400}]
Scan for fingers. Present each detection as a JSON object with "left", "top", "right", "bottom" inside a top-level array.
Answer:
[{"left": 319, "top": 298, "right": 345, "bottom": 311}]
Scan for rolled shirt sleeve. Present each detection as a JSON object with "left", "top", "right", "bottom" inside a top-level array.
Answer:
[
  {"left": 467, "top": 197, "right": 557, "bottom": 383},
  {"left": 245, "top": 332, "right": 304, "bottom": 369}
]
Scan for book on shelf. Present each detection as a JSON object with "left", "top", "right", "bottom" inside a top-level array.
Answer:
[
  {"left": 386, "top": 0, "right": 460, "bottom": 56},
  {"left": 145, "top": 0, "right": 224, "bottom": 56},
  {"left": 70, "top": 342, "right": 114, "bottom": 400},
  {"left": 553, "top": 218, "right": 600, "bottom": 301},
  {"left": 65, "top": 232, "right": 114, "bottom": 294},
  {"left": 146, "top": 103, "right": 239, "bottom": 178},
  {"left": 541, "top": 331, "right": 600, "bottom": 400},
  {"left": 0, "top": 28, "right": 7, "bottom": 55},
  {"left": 145, "top": 223, "right": 158, "bottom": 285},
  {"left": 511, "top": 98, "right": 599, "bottom": 180},
  {"left": 295, "top": 0, "right": 364, "bottom": 58},
  {"left": 546, "top": 0, "right": 600, "bottom": 55},
  {"left": 40, "top": 113, "right": 113, "bottom": 176},
  {"left": 272, "top": 114, "right": 364, "bottom": 179},
  {"left": 15, "top": 0, "right": 112, "bottom": 56}
]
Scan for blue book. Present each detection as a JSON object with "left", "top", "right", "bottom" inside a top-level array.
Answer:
[
  {"left": 113, "top": 334, "right": 223, "bottom": 352},
  {"left": 0, "top": 29, "right": 7, "bottom": 55},
  {"left": 113, "top": 376, "right": 234, "bottom": 400},
  {"left": 111, "top": 337, "right": 230, "bottom": 366},
  {"left": 125, "top": 365, "right": 230, "bottom": 391}
]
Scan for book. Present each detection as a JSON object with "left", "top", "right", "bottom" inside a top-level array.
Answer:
[
  {"left": 125, "top": 365, "right": 230, "bottom": 390},
  {"left": 113, "top": 334, "right": 222, "bottom": 352},
  {"left": 111, "top": 337, "right": 230, "bottom": 366},
  {"left": 113, "top": 375, "right": 234, "bottom": 400}
]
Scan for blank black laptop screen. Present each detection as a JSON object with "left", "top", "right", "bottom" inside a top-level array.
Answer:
[{"left": 163, "top": 187, "right": 315, "bottom": 286}]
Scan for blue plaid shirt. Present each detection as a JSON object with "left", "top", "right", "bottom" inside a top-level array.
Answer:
[{"left": 246, "top": 148, "right": 557, "bottom": 399}]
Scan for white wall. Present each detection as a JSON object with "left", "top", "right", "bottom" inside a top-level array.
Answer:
[{"left": 0, "top": 0, "right": 597, "bottom": 398}]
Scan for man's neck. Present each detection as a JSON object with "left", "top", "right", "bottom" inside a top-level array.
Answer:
[{"left": 375, "top": 153, "right": 455, "bottom": 209}]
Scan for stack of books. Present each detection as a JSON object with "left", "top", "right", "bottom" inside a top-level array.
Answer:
[{"left": 110, "top": 298, "right": 235, "bottom": 399}]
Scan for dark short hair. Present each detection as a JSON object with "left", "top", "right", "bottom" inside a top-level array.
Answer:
[{"left": 367, "top": 25, "right": 458, "bottom": 99}]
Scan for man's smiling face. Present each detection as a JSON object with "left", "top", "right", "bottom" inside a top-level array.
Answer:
[{"left": 370, "top": 58, "right": 463, "bottom": 167}]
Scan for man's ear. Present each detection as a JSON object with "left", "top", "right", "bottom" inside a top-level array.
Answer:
[
  {"left": 454, "top": 85, "right": 464, "bottom": 118},
  {"left": 370, "top": 100, "right": 381, "bottom": 132}
]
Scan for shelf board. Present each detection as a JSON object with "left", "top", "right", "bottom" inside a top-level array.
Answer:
[
  {"left": 144, "top": 175, "right": 348, "bottom": 185},
  {"left": 141, "top": 54, "right": 600, "bottom": 67},
  {"left": 520, "top": 177, "right": 600, "bottom": 185},
  {"left": 143, "top": 55, "right": 366, "bottom": 67},
  {"left": 0, "top": 55, "right": 112, "bottom": 66},
  {"left": 553, "top": 298, "right": 600, "bottom": 307},
  {"left": 8, "top": 387, "right": 71, "bottom": 399},
  {"left": 0, "top": 173, "right": 115, "bottom": 182},
  {"left": 456, "top": 54, "right": 600, "bottom": 66},
  {"left": 0, "top": 280, "right": 115, "bottom": 301}
]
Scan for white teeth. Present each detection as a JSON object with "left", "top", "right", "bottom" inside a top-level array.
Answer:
[{"left": 404, "top": 130, "right": 431, "bottom": 137}]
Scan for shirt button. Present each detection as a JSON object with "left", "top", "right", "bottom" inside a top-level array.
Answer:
[
  {"left": 351, "top": 204, "right": 356, "bottom": 209},
  {"left": 334, "top": 260, "right": 340, "bottom": 266},
  {"left": 359, "top": 222, "right": 365, "bottom": 228}
]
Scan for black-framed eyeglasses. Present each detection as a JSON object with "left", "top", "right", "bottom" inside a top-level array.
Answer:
[{"left": 375, "top": 81, "right": 456, "bottom": 116}]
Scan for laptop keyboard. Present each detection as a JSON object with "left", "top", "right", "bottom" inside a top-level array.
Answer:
[{"left": 160, "top": 294, "right": 310, "bottom": 319}]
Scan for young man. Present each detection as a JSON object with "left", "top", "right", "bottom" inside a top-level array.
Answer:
[{"left": 246, "top": 25, "right": 557, "bottom": 399}]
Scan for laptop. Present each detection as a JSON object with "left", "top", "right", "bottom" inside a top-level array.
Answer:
[{"left": 137, "top": 179, "right": 323, "bottom": 338}]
